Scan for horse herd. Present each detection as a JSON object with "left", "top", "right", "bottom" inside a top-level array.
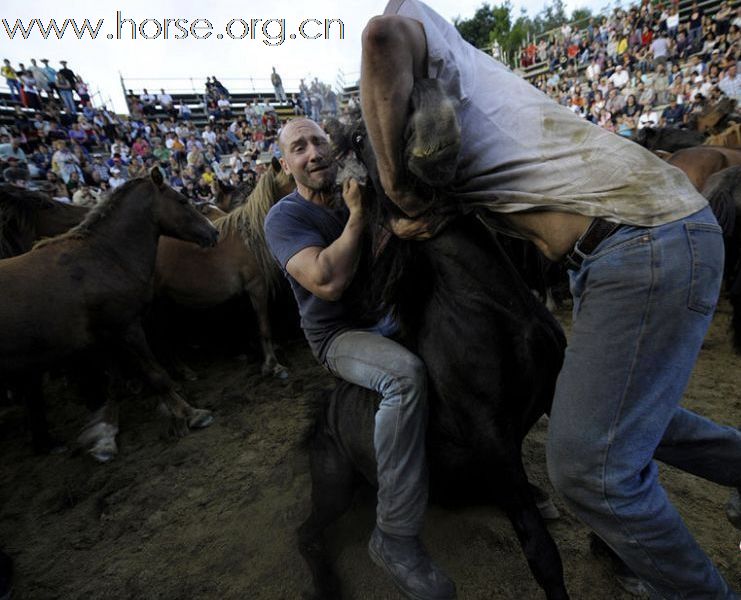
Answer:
[{"left": 1, "top": 112, "right": 740, "bottom": 598}]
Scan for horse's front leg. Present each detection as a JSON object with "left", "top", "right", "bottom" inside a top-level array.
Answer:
[
  {"left": 492, "top": 449, "right": 570, "bottom": 600},
  {"left": 21, "top": 374, "right": 65, "bottom": 454},
  {"left": 121, "top": 323, "right": 214, "bottom": 437},
  {"left": 246, "top": 279, "right": 288, "bottom": 380}
]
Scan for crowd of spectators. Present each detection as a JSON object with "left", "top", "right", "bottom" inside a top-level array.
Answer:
[
  {"left": 1, "top": 59, "right": 354, "bottom": 210},
  {"left": 520, "top": 0, "right": 741, "bottom": 136}
]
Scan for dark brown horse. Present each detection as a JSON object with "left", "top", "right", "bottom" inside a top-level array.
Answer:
[
  {"left": 155, "top": 158, "right": 295, "bottom": 378},
  {"left": 0, "top": 184, "right": 87, "bottom": 258},
  {"left": 0, "top": 169, "right": 218, "bottom": 460}
]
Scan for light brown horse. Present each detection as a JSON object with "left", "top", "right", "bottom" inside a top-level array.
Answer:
[
  {"left": 155, "top": 158, "right": 295, "bottom": 378},
  {"left": 0, "top": 169, "right": 218, "bottom": 460},
  {"left": 195, "top": 201, "right": 228, "bottom": 222},
  {"left": 705, "top": 122, "right": 741, "bottom": 147},
  {"left": 667, "top": 145, "right": 741, "bottom": 191}
]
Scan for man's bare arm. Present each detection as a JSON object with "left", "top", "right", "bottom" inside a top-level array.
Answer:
[
  {"left": 360, "top": 15, "right": 429, "bottom": 217},
  {"left": 285, "top": 179, "right": 365, "bottom": 302}
]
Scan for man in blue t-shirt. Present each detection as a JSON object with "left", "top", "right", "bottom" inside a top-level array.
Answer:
[{"left": 264, "top": 118, "right": 455, "bottom": 600}]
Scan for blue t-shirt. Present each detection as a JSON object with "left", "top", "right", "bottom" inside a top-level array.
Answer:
[{"left": 264, "top": 190, "right": 357, "bottom": 362}]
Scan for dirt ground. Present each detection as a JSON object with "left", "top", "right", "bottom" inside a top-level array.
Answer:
[{"left": 0, "top": 299, "right": 739, "bottom": 600}]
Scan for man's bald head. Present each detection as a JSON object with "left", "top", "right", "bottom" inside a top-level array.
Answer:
[
  {"left": 278, "top": 118, "right": 326, "bottom": 153},
  {"left": 278, "top": 118, "right": 336, "bottom": 197}
]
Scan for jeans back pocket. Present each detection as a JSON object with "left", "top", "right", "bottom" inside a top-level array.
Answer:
[{"left": 684, "top": 222, "right": 724, "bottom": 315}]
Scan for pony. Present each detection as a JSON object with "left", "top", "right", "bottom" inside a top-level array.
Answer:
[
  {"left": 0, "top": 184, "right": 87, "bottom": 258},
  {"left": 194, "top": 201, "right": 228, "bottom": 222},
  {"left": 705, "top": 122, "right": 741, "bottom": 147},
  {"left": 298, "top": 107, "right": 569, "bottom": 599},
  {"left": 154, "top": 158, "right": 295, "bottom": 379},
  {"left": 0, "top": 169, "right": 218, "bottom": 460},
  {"left": 668, "top": 145, "right": 741, "bottom": 191}
]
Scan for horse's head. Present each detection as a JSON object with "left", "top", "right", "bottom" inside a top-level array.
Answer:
[
  {"left": 149, "top": 168, "right": 218, "bottom": 247},
  {"left": 404, "top": 79, "right": 460, "bottom": 189}
]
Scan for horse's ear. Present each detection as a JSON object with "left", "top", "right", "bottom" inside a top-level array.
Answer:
[
  {"left": 271, "top": 156, "right": 282, "bottom": 173},
  {"left": 150, "top": 166, "right": 164, "bottom": 188}
]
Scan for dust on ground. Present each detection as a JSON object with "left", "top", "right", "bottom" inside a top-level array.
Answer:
[{"left": 0, "top": 301, "right": 739, "bottom": 600}]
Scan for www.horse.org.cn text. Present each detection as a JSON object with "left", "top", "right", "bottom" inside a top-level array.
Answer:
[{"left": 1, "top": 12, "right": 345, "bottom": 46}]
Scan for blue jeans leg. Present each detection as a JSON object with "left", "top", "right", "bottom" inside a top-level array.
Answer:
[
  {"left": 324, "top": 330, "right": 429, "bottom": 537},
  {"left": 60, "top": 89, "right": 76, "bottom": 114},
  {"left": 547, "top": 206, "right": 739, "bottom": 599},
  {"left": 6, "top": 79, "right": 21, "bottom": 102}
]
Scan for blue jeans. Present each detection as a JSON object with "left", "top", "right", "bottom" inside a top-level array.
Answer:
[
  {"left": 324, "top": 330, "right": 429, "bottom": 537},
  {"left": 547, "top": 206, "right": 741, "bottom": 598},
  {"left": 5, "top": 79, "right": 21, "bottom": 102},
  {"left": 59, "top": 89, "right": 76, "bottom": 114}
]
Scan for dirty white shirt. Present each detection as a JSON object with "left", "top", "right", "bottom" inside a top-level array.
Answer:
[{"left": 383, "top": 0, "right": 707, "bottom": 226}]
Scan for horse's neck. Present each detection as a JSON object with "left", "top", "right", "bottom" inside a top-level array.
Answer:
[{"left": 86, "top": 198, "right": 160, "bottom": 281}]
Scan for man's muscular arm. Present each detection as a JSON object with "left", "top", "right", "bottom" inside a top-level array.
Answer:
[
  {"left": 360, "top": 15, "right": 429, "bottom": 217},
  {"left": 285, "top": 179, "right": 365, "bottom": 302}
]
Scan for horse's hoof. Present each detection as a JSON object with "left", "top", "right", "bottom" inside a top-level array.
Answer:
[
  {"left": 188, "top": 409, "right": 214, "bottom": 429},
  {"left": 262, "top": 363, "right": 289, "bottom": 380},
  {"left": 726, "top": 489, "right": 741, "bottom": 530},
  {"left": 89, "top": 440, "right": 118, "bottom": 463},
  {"left": 535, "top": 496, "right": 560, "bottom": 521}
]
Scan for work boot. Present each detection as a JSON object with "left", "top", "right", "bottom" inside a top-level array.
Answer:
[
  {"left": 727, "top": 488, "right": 741, "bottom": 530},
  {"left": 368, "top": 526, "right": 456, "bottom": 600}
]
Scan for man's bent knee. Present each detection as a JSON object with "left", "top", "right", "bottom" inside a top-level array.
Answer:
[{"left": 381, "top": 353, "right": 427, "bottom": 406}]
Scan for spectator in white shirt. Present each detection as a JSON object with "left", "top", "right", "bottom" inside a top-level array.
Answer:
[
  {"left": 609, "top": 65, "right": 630, "bottom": 89},
  {"left": 202, "top": 125, "right": 217, "bottom": 146}
]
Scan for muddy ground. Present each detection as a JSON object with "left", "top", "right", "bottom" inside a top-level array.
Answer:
[{"left": 0, "top": 299, "right": 739, "bottom": 600}]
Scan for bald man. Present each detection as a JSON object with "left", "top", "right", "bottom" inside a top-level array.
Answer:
[{"left": 264, "top": 119, "right": 456, "bottom": 600}]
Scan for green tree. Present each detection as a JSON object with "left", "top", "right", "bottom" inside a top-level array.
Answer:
[
  {"left": 454, "top": 3, "right": 500, "bottom": 50},
  {"left": 454, "top": 2, "right": 534, "bottom": 66}
]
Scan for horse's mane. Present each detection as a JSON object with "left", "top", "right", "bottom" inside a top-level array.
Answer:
[
  {"left": 214, "top": 167, "right": 292, "bottom": 295},
  {"left": 34, "top": 178, "right": 149, "bottom": 249}
]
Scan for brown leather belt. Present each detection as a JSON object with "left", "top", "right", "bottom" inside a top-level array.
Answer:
[{"left": 563, "top": 218, "right": 623, "bottom": 271}]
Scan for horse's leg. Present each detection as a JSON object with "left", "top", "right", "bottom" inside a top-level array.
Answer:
[
  {"left": 493, "top": 449, "right": 569, "bottom": 600},
  {"left": 121, "top": 323, "right": 214, "bottom": 436},
  {"left": 298, "top": 429, "right": 357, "bottom": 600},
  {"left": 21, "top": 375, "right": 65, "bottom": 454},
  {"left": 246, "top": 279, "right": 288, "bottom": 380},
  {"left": 76, "top": 359, "right": 121, "bottom": 463},
  {"left": 146, "top": 301, "right": 199, "bottom": 382}
]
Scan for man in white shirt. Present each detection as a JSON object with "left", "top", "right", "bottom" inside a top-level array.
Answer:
[
  {"left": 609, "top": 65, "right": 629, "bottom": 88},
  {"left": 158, "top": 88, "right": 174, "bottom": 116},
  {"left": 719, "top": 63, "right": 741, "bottom": 102},
  {"left": 202, "top": 125, "right": 217, "bottom": 146}
]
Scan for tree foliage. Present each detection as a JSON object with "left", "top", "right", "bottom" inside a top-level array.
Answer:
[{"left": 453, "top": 0, "right": 594, "bottom": 67}]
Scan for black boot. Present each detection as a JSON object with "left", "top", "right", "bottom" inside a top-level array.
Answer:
[{"left": 368, "top": 527, "right": 456, "bottom": 600}]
